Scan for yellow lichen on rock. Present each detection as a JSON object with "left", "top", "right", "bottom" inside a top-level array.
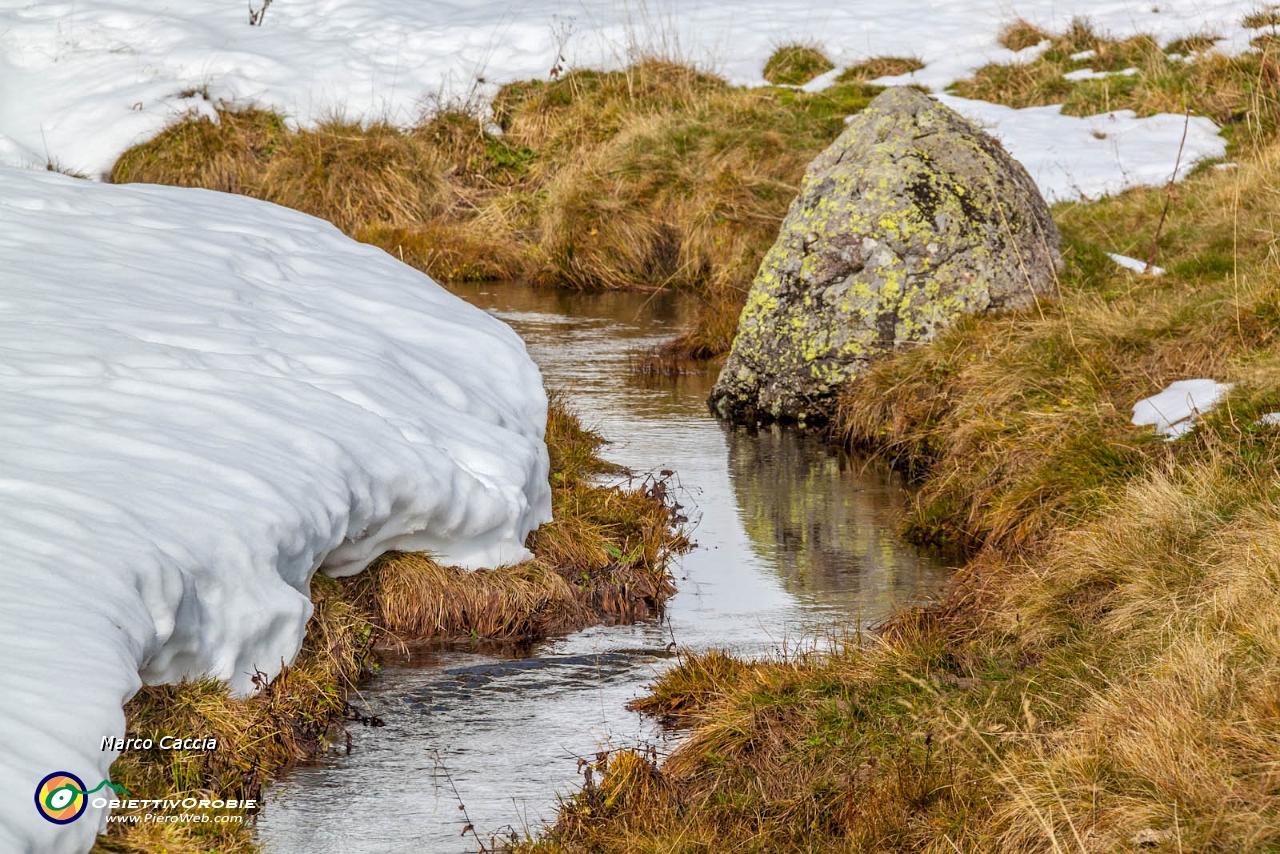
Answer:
[{"left": 708, "top": 87, "right": 1061, "bottom": 423}]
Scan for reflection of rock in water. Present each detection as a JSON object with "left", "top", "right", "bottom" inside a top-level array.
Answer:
[{"left": 725, "top": 424, "right": 946, "bottom": 612}]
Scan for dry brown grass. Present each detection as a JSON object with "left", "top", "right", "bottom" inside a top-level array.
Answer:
[
  {"left": 984, "top": 447, "right": 1280, "bottom": 851},
  {"left": 356, "top": 221, "right": 524, "bottom": 282},
  {"left": 112, "top": 60, "right": 881, "bottom": 359},
  {"left": 837, "top": 56, "right": 926, "bottom": 82},
  {"left": 1243, "top": 5, "right": 1280, "bottom": 30},
  {"left": 999, "top": 19, "right": 1050, "bottom": 52},
  {"left": 95, "top": 576, "right": 372, "bottom": 853},
  {"left": 624, "top": 648, "right": 751, "bottom": 721},
  {"left": 348, "top": 469, "right": 685, "bottom": 644}
]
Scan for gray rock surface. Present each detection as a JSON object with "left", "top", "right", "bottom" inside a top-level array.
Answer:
[{"left": 709, "top": 87, "right": 1062, "bottom": 423}]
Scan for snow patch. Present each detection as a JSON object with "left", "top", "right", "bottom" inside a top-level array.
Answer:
[
  {"left": 934, "top": 95, "right": 1227, "bottom": 203},
  {"left": 1132, "top": 379, "right": 1233, "bottom": 439},
  {"left": 1063, "top": 66, "right": 1139, "bottom": 80},
  {"left": 0, "top": 166, "right": 551, "bottom": 853},
  {"left": 1109, "top": 253, "right": 1166, "bottom": 275}
]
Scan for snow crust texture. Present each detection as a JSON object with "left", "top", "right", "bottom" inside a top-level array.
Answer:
[
  {"left": 0, "top": 166, "right": 550, "bottom": 853},
  {"left": 0, "top": 1, "right": 1260, "bottom": 179}
]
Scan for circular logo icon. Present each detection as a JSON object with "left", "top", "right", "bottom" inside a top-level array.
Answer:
[{"left": 35, "top": 772, "right": 88, "bottom": 824}]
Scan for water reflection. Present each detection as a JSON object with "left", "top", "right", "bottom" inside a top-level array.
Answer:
[{"left": 725, "top": 425, "right": 943, "bottom": 614}]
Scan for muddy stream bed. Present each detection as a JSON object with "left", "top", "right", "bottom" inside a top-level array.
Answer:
[{"left": 256, "top": 283, "right": 950, "bottom": 853}]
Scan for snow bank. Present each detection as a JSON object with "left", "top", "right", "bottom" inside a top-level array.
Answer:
[
  {"left": 0, "top": 1, "right": 1261, "bottom": 178},
  {"left": 0, "top": 166, "right": 550, "bottom": 853},
  {"left": 1132, "top": 379, "right": 1233, "bottom": 439},
  {"left": 935, "top": 95, "right": 1227, "bottom": 203}
]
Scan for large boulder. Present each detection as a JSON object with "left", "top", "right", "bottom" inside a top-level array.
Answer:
[{"left": 709, "top": 87, "right": 1061, "bottom": 423}]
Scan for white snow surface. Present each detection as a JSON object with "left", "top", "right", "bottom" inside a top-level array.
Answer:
[
  {"left": 1062, "top": 65, "right": 1139, "bottom": 80},
  {"left": 1108, "top": 252, "right": 1166, "bottom": 275},
  {"left": 935, "top": 95, "right": 1227, "bottom": 202},
  {"left": 0, "top": 166, "right": 551, "bottom": 853},
  {"left": 1132, "top": 379, "right": 1233, "bottom": 439},
  {"left": 0, "top": 0, "right": 1262, "bottom": 179}
]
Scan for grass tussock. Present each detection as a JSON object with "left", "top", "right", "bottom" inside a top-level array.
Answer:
[
  {"left": 762, "top": 43, "right": 835, "bottom": 85},
  {"left": 836, "top": 56, "right": 926, "bottom": 83},
  {"left": 951, "top": 18, "right": 1280, "bottom": 148},
  {"left": 112, "top": 60, "right": 882, "bottom": 358},
  {"left": 999, "top": 19, "right": 1049, "bottom": 52},
  {"left": 1243, "top": 5, "right": 1280, "bottom": 30},
  {"left": 95, "top": 399, "right": 687, "bottom": 852},
  {"left": 495, "top": 63, "right": 878, "bottom": 354},
  {"left": 349, "top": 465, "right": 685, "bottom": 642},
  {"left": 518, "top": 123, "right": 1280, "bottom": 854},
  {"left": 623, "top": 649, "right": 752, "bottom": 722}
]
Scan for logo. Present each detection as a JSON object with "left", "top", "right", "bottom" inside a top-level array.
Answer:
[{"left": 34, "top": 772, "right": 129, "bottom": 824}]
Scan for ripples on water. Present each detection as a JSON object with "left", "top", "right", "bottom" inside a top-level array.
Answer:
[{"left": 256, "top": 283, "right": 950, "bottom": 853}]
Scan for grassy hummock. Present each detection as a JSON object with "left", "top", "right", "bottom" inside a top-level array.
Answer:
[
  {"left": 91, "top": 398, "right": 688, "bottom": 853},
  {"left": 998, "top": 19, "right": 1049, "bottom": 52},
  {"left": 762, "top": 44, "right": 836, "bottom": 85},
  {"left": 836, "top": 56, "right": 925, "bottom": 82}
]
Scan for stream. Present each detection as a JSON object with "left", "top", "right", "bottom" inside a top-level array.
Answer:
[{"left": 255, "top": 283, "right": 950, "bottom": 853}]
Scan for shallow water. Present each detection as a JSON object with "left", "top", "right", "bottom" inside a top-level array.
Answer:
[{"left": 256, "top": 283, "right": 950, "bottom": 853}]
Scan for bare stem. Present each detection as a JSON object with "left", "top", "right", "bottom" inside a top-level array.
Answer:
[{"left": 1145, "top": 109, "right": 1191, "bottom": 274}]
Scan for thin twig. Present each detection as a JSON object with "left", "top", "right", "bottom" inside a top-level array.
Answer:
[
  {"left": 1145, "top": 109, "right": 1191, "bottom": 274},
  {"left": 431, "top": 750, "right": 490, "bottom": 853},
  {"left": 248, "top": 0, "right": 272, "bottom": 26}
]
